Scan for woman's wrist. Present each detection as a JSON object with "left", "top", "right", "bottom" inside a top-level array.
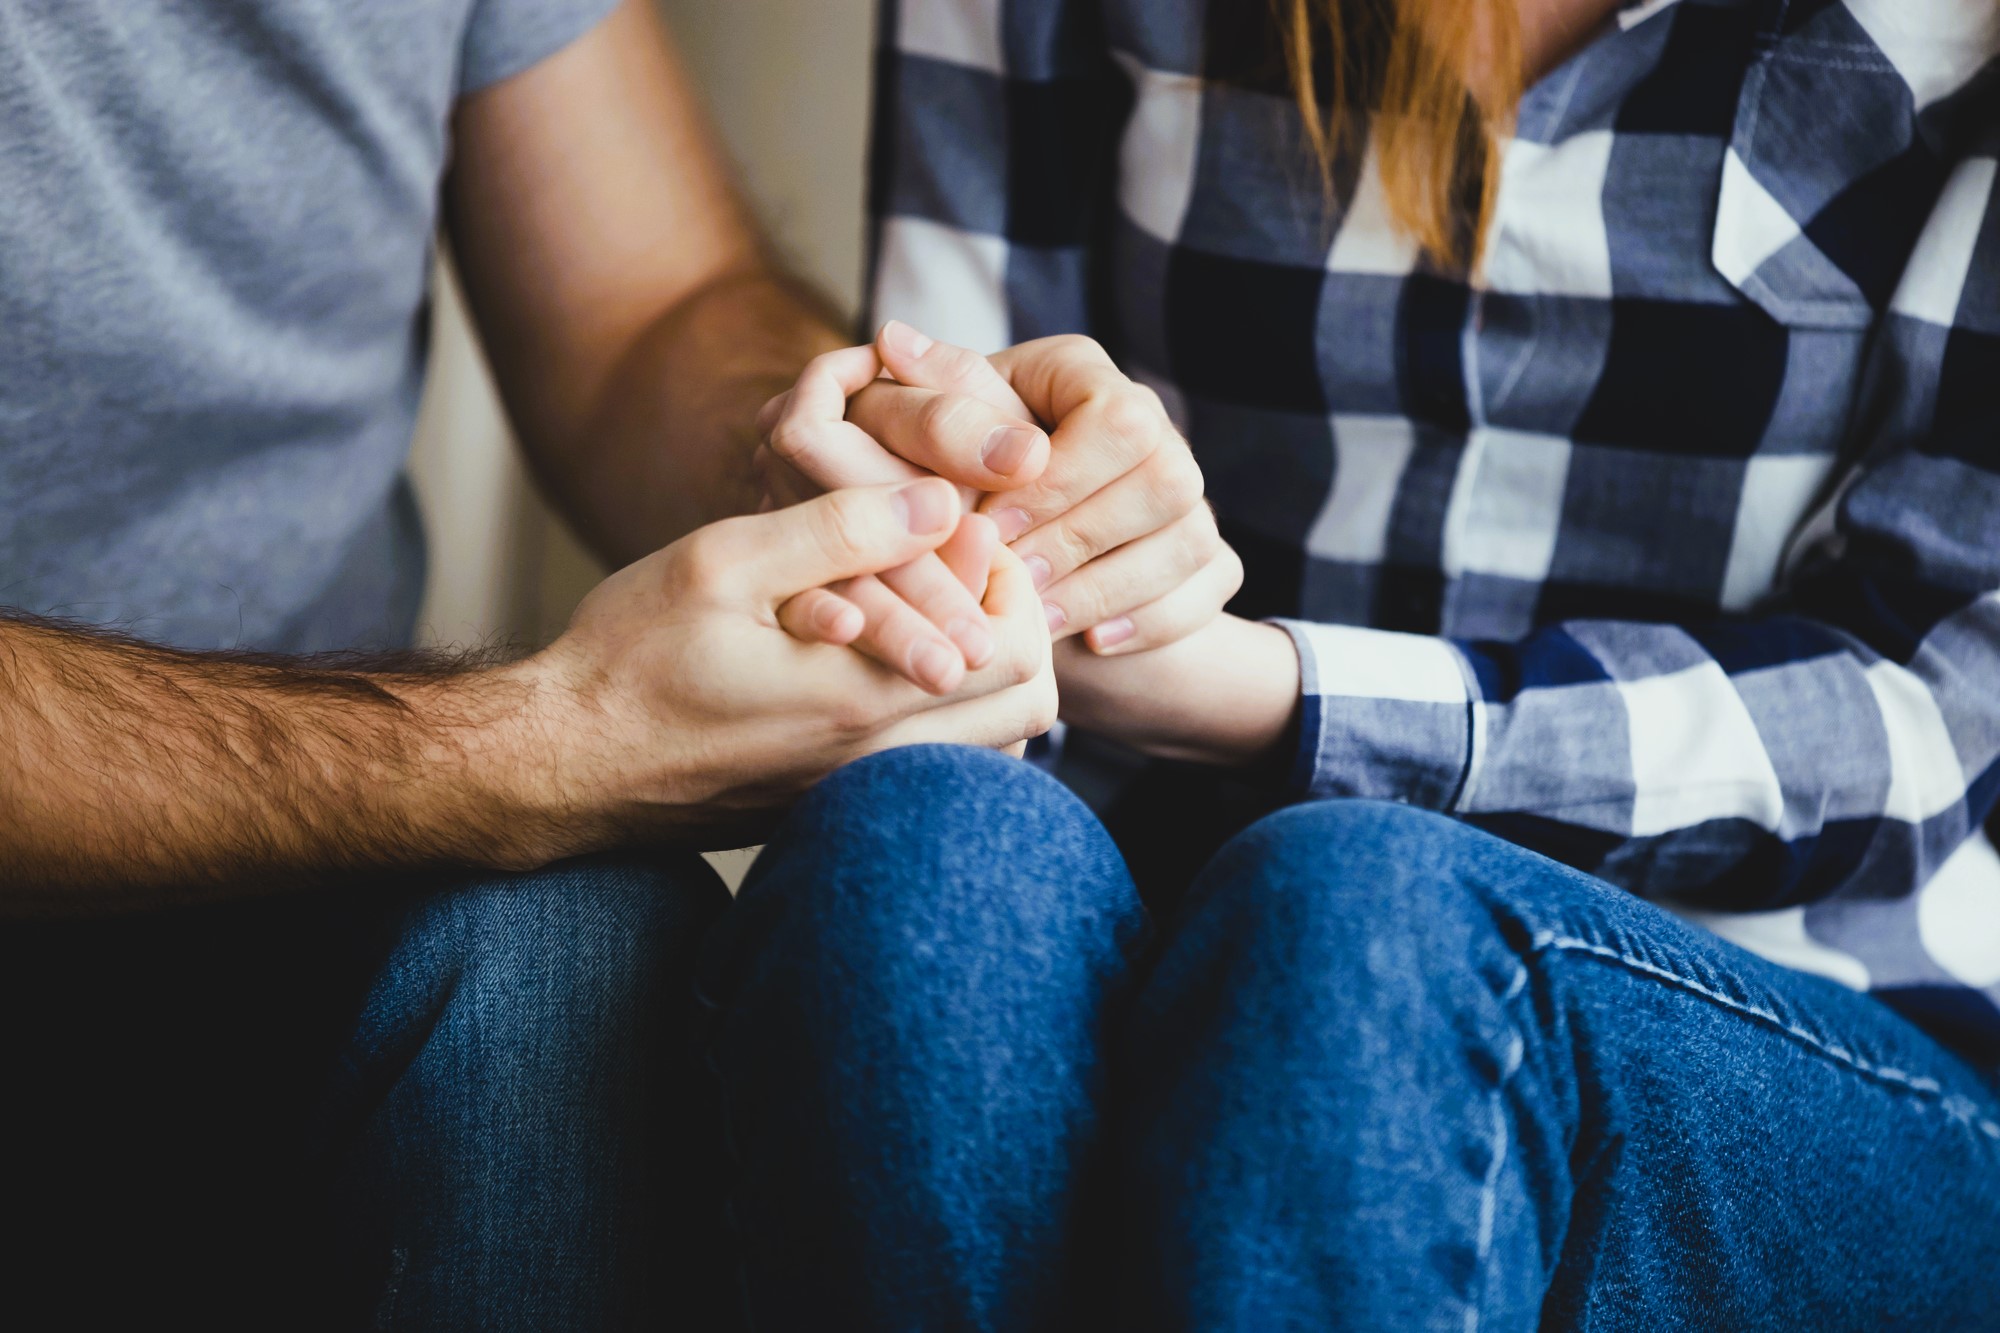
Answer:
[{"left": 1052, "top": 615, "right": 1302, "bottom": 768}]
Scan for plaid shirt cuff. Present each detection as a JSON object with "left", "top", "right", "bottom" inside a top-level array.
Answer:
[{"left": 1272, "top": 620, "right": 1478, "bottom": 810}]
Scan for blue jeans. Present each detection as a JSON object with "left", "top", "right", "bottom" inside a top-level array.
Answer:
[
  {"left": 2, "top": 854, "right": 735, "bottom": 1329},
  {"left": 703, "top": 745, "right": 2000, "bottom": 1331}
]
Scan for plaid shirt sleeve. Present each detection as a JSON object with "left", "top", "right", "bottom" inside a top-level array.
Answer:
[
  {"left": 863, "top": 0, "right": 1125, "bottom": 349},
  {"left": 1282, "top": 149, "right": 2000, "bottom": 910}
]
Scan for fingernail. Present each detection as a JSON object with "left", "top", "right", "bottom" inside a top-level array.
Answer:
[
  {"left": 981, "top": 426, "right": 1039, "bottom": 477},
  {"left": 946, "top": 617, "right": 995, "bottom": 669},
  {"left": 1025, "top": 555, "right": 1053, "bottom": 589},
  {"left": 993, "top": 508, "right": 1033, "bottom": 543},
  {"left": 892, "top": 480, "right": 955, "bottom": 535},
  {"left": 1091, "top": 616, "right": 1136, "bottom": 650},
  {"left": 881, "top": 319, "right": 933, "bottom": 360},
  {"left": 911, "top": 639, "right": 961, "bottom": 692},
  {"left": 1044, "top": 601, "right": 1067, "bottom": 633},
  {"left": 817, "top": 599, "right": 856, "bottom": 638}
]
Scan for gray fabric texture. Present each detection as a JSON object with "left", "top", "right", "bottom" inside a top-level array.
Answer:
[{"left": 0, "top": 0, "right": 618, "bottom": 651}]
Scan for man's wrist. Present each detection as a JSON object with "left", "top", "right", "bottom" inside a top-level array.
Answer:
[{"left": 392, "top": 654, "right": 610, "bottom": 873}]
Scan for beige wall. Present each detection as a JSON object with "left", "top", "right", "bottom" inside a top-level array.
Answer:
[{"left": 407, "top": 0, "right": 877, "bottom": 651}]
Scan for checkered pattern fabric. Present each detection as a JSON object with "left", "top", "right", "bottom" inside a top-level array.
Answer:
[{"left": 867, "top": 0, "right": 2000, "bottom": 1066}]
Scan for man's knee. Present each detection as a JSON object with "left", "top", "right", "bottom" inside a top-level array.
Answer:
[{"left": 363, "top": 853, "right": 730, "bottom": 1066}]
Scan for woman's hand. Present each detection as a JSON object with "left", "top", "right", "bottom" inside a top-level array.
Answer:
[
  {"left": 757, "top": 324, "right": 1238, "bottom": 667},
  {"left": 860, "top": 325, "right": 1239, "bottom": 656},
  {"left": 1051, "top": 614, "right": 1302, "bottom": 769},
  {"left": 754, "top": 344, "right": 1046, "bottom": 692}
]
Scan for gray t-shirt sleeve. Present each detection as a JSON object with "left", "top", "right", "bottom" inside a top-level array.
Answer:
[{"left": 459, "top": 0, "right": 624, "bottom": 93}]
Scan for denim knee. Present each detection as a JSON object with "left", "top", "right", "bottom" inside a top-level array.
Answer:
[
  {"left": 1170, "top": 799, "right": 1533, "bottom": 1013},
  {"left": 330, "top": 854, "right": 734, "bottom": 1331},
  {"left": 752, "top": 745, "right": 1136, "bottom": 946},
  {"left": 351, "top": 853, "right": 731, "bottom": 1082},
  {"left": 713, "top": 745, "right": 1142, "bottom": 1017}
]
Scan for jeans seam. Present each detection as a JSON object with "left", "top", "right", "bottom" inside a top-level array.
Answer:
[
  {"left": 1466, "top": 961, "right": 1530, "bottom": 1333},
  {"left": 1530, "top": 931, "right": 2000, "bottom": 1145}
]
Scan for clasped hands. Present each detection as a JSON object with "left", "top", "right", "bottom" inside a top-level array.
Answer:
[
  {"left": 758, "top": 321, "right": 1240, "bottom": 696},
  {"left": 531, "top": 324, "right": 1245, "bottom": 851}
]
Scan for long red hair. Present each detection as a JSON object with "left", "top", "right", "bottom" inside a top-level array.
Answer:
[{"left": 1277, "top": 0, "right": 1523, "bottom": 266}]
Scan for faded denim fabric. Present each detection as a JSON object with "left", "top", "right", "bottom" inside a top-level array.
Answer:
[{"left": 705, "top": 745, "right": 2000, "bottom": 1330}]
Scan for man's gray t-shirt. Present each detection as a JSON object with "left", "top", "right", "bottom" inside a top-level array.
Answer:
[{"left": 0, "top": 0, "right": 617, "bottom": 651}]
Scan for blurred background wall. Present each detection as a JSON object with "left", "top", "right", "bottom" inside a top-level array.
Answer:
[{"left": 406, "top": 0, "right": 877, "bottom": 651}]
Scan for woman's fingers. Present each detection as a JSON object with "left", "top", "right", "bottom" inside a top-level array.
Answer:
[
  {"left": 1081, "top": 542, "right": 1246, "bottom": 656},
  {"left": 775, "top": 513, "right": 1004, "bottom": 684},
  {"left": 831, "top": 573, "right": 970, "bottom": 696},
  {"left": 1038, "top": 505, "right": 1227, "bottom": 640},
  {"left": 977, "top": 378, "right": 1187, "bottom": 547},
  {"left": 1007, "top": 445, "right": 1208, "bottom": 593},
  {"left": 934, "top": 511, "right": 999, "bottom": 601},
  {"left": 775, "top": 586, "right": 867, "bottom": 646},
  {"left": 876, "top": 525, "right": 998, "bottom": 669}
]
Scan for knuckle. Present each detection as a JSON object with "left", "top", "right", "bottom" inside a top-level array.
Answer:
[
  {"left": 1217, "top": 544, "right": 1247, "bottom": 600},
  {"left": 1155, "top": 452, "right": 1207, "bottom": 514},
  {"left": 1038, "top": 523, "right": 1097, "bottom": 578},
  {"left": 917, "top": 391, "right": 979, "bottom": 445},
  {"left": 1003, "top": 634, "right": 1043, "bottom": 688},
  {"left": 812, "top": 493, "right": 876, "bottom": 565},
  {"left": 1098, "top": 388, "right": 1163, "bottom": 450},
  {"left": 1025, "top": 688, "right": 1059, "bottom": 739},
  {"left": 804, "top": 348, "right": 850, "bottom": 383},
  {"left": 673, "top": 525, "right": 734, "bottom": 594},
  {"left": 929, "top": 342, "right": 988, "bottom": 387},
  {"left": 766, "top": 417, "right": 818, "bottom": 465},
  {"left": 829, "top": 694, "right": 883, "bottom": 739},
  {"left": 1050, "top": 333, "right": 1103, "bottom": 361}
]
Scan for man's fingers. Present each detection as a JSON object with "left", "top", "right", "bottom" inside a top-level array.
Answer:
[
  {"left": 870, "top": 678, "right": 1059, "bottom": 754},
  {"left": 877, "top": 320, "right": 1034, "bottom": 419},
  {"left": 1080, "top": 543, "right": 1245, "bottom": 656},
  {"left": 1038, "top": 505, "right": 1225, "bottom": 639},
  {"left": 846, "top": 379, "right": 1050, "bottom": 491},
  {"left": 766, "top": 346, "right": 927, "bottom": 490},
  {"left": 775, "top": 587, "right": 866, "bottom": 646},
  {"left": 703, "top": 478, "right": 961, "bottom": 601},
  {"left": 833, "top": 573, "right": 968, "bottom": 696}
]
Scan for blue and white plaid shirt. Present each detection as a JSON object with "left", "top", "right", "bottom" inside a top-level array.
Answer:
[{"left": 867, "top": 0, "right": 2000, "bottom": 1067}]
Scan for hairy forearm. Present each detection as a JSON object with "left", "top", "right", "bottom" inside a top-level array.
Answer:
[
  {"left": 0, "top": 618, "right": 579, "bottom": 914},
  {"left": 527, "top": 264, "right": 848, "bottom": 569},
  {"left": 1055, "top": 616, "right": 1303, "bottom": 768}
]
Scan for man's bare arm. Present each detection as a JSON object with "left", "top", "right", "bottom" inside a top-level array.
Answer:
[
  {"left": 0, "top": 483, "right": 1054, "bottom": 916},
  {"left": 0, "top": 617, "right": 563, "bottom": 914},
  {"left": 445, "top": 0, "right": 846, "bottom": 567}
]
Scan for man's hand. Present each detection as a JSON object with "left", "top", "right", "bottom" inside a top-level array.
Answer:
[
  {"left": 0, "top": 478, "right": 1053, "bottom": 911},
  {"left": 530, "top": 477, "right": 1056, "bottom": 849},
  {"left": 761, "top": 323, "right": 1240, "bottom": 662}
]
